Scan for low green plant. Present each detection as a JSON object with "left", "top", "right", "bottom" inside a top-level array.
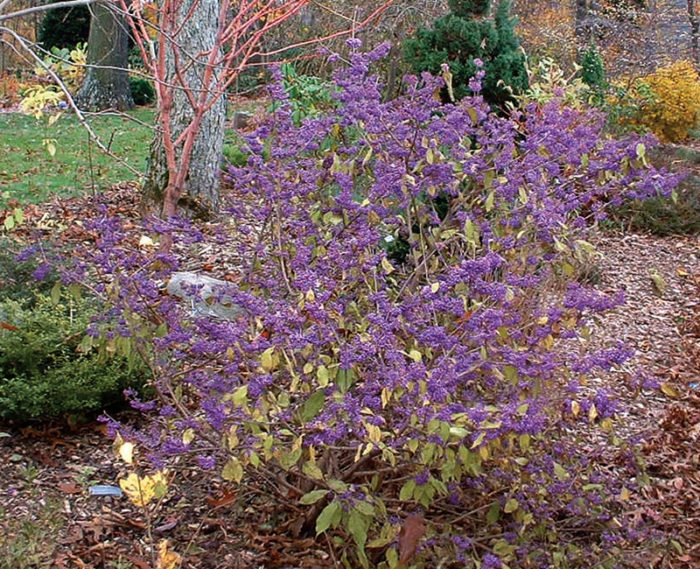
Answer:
[
  {"left": 0, "top": 498, "right": 63, "bottom": 569},
  {"left": 130, "top": 76, "right": 155, "bottom": 106},
  {"left": 0, "top": 291, "right": 147, "bottom": 423},
  {"left": 613, "top": 180, "right": 700, "bottom": 235},
  {"left": 607, "top": 61, "right": 700, "bottom": 142},
  {"left": 222, "top": 142, "right": 250, "bottom": 167},
  {"left": 517, "top": 57, "right": 590, "bottom": 109},
  {"left": 271, "top": 63, "right": 335, "bottom": 124},
  {"left": 33, "top": 43, "right": 87, "bottom": 93}
]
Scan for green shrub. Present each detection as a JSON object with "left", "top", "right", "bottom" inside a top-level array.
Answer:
[
  {"left": 611, "top": 145, "right": 700, "bottom": 234},
  {"left": 129, "top": 76, "right": 155, "bottom": 106},
  {"left": 403, "top": 0, "right": 528, "bottom": 107},
  {"left": 613, "top": 179, "right": 700, "bottom": 235},
  {"left": 0, "top": 242, "right": 55, "bottom": 303},
  {"left": 450, "top": 0, "right": 492, "bottom": 17},
  {"left": 0, "top": 292, "right": 147, "bottom": 423},
  {"left": 580, "top": 43, "right": 606, "bottom": 91},
  {"left": 38, "top": 0, "right": 90, "bottom": 50},
  {"left": 223, "top": 143, "right": 250, "bottom": 167},
  {"left": 270, "top": 63, "right": 335, "bottom": 125}
]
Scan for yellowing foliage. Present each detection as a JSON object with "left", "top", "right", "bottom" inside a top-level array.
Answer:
[
  {"left": 516, "top": 3, "right": 576, "bottom": 66},
  {"left": 156, "top": 540, "right": 181, "bottom": 569},
  {"left": 119, "top": 471, "right": 168, "bottom": 507},
  {"left": 636, "top": 61, "right": 700, "bottom": 142}
]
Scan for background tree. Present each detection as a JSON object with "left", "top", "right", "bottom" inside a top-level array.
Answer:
[
  {"left": 75, "top": 0, "right": 133, "bottom": 111},
  {"left": 121, "top": 0, "right": 390, "bottom": 221},
  {"left": 403, "top": 0, "right": 528, "bottom": 107},
  {"left": 689, "top": 0, "right": 699, "bottom": 62}
]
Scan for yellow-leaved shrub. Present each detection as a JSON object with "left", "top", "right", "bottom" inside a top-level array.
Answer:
[{"left": 635, "top": 60, "right": 700, "bottom": 142}]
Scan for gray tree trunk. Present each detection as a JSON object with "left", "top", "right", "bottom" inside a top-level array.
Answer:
[
  {"left": 689, "top": 0, "right": 699, "bottom": 62},
  {"left": 141, "top": 0, "right": 226, "bottom": 218},
  {"left": 76, "top": 1, "right": 133, "bottom": 111}
]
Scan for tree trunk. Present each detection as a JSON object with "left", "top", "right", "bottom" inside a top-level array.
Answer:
[
  {"left": 140, "top": 0, "right": 226, "bottom": 219},
  {"left": 76, "top": 1, "right": 133, "bottom": 111},
  {"left": 689, "top": 0, "right": 699, "bottom": 63}
]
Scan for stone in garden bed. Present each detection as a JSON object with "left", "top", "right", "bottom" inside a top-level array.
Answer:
[{"left": 166, "top": 271, "right": 247, "bottom": 320}]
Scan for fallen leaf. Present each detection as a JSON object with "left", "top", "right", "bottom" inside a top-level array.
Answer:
[
  {"left": 206, "top": 490, "right": 237, "bottom": 508},
  {"left": 157, "top": 539, "right": 181, "bottom": 569},
  {"left": 57, "top": 481, "right": 82, "bottom": 494},
  {"left": 398, "top": 514, "right": 426, "bottom": 565}
]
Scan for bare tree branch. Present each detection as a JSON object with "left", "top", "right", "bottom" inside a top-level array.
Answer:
[{"left": 0, "top": 0, "right": 98, "bottom": 23}]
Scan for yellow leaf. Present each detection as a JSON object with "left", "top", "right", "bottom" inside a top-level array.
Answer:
[
  {"left": 660, "top": 382, "right": 678, "bottom": 398},
  {"left": 365, "top": 423, "right": 382, "bottom": 444},
  {"left": 157, "top": 539, "right": 181, "bottom": 569},
  {"left": 381, "top": 257, "right": 395, "bottom": 274},
  {"left": 222, "top": 458, "right": 244, "bottom": 483},
  {"left": 260, "top": 347, "right": 277, "bottom": 372},
  {"left": 182, "top": 428, "right": 195, "bottom": 445},
  {"left": 408, "top": 349, "right": 422, "bottom": 362},
  {"left": 588, "top": 403, "right": 598, "bottom": 423},
  {"left": 119, "top": 442, "right": 135, "bottom": 465},
  {"left": 571, "top": 401, "right": 580, "bottom": 417},
  {"left": 120, "top": 473, "right": 154, "bottom": 507},
  {"left": 119, "top": 471, "right": 168, "bottom": 507}
]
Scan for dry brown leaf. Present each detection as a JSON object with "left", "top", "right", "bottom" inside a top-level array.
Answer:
[{"left": 398, "top": 513, "right": 426, "bottom": 565}]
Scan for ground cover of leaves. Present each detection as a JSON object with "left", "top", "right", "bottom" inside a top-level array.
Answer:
[{"left": 0, "top": 185, "right": 697, "bottom": 569}]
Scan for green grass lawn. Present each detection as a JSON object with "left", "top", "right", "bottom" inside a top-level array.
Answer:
[{"left": 0, "top": 109, "right": 153, "bottom": 205}]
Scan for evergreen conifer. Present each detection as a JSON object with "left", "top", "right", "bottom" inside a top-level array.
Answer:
[{"left": 404, "top": 0, "right": 527, "bottom": 107}]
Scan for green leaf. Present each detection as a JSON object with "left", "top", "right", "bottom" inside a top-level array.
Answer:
[
  {"left": 553, "top": 462, "right": 569, "bottom": 481},
  {"left": 316, "top": 501, "right": 342, "bottom": 534},
  {"left": 299, "top": 489, "right": 329, "bottom": 505},
  {"left": 327, "top": 479, "right": 348, "bottom": 493},
  {"left": 504, "top": 498, "right": 519, "bottom": 513},
  {"left": 260, "top": 347, "right": 277, "bottom": 371},
  {"left": 486, "top": 501, "right": 501, "bottom": 524},
  {"left": 301, "top": 389, "right": 325, "bottom": 422},
  {"left": 50, "top": 281, "right": 62, "bottom": 305},
  {"left": 347, "top": 509, "right": 369, "bottom": 548},
  {"left": 232, "top": 385, "right": 248, "bottom": 407},
  {"left": 12, "top": 208, "right": 24, "bottom": 224},
  {"left": 279, "top": 447, "right": 302, "bottom": 470},
  {"left": 302, "top": 460, "right": 325, "bottom": 480},
  {"left": 399, "top": 479, "right": 416, "bottom": 501},
  {"left": 386, "top": 547, "right": 399, "bottom": 568},
  {"left": 316, "top": 365, "right": 329, "bottom": 387},
  {"left": 354, "top": 500, "right": 375, "bottom": 516}
]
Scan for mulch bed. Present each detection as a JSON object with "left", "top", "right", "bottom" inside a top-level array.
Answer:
[{"left": 0, "top": 187, "right": 698, "bottom": 568}]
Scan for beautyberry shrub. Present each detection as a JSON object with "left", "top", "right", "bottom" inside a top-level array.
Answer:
[{"left": 72, "top": 44, "right": 677, "bottom": 568}]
